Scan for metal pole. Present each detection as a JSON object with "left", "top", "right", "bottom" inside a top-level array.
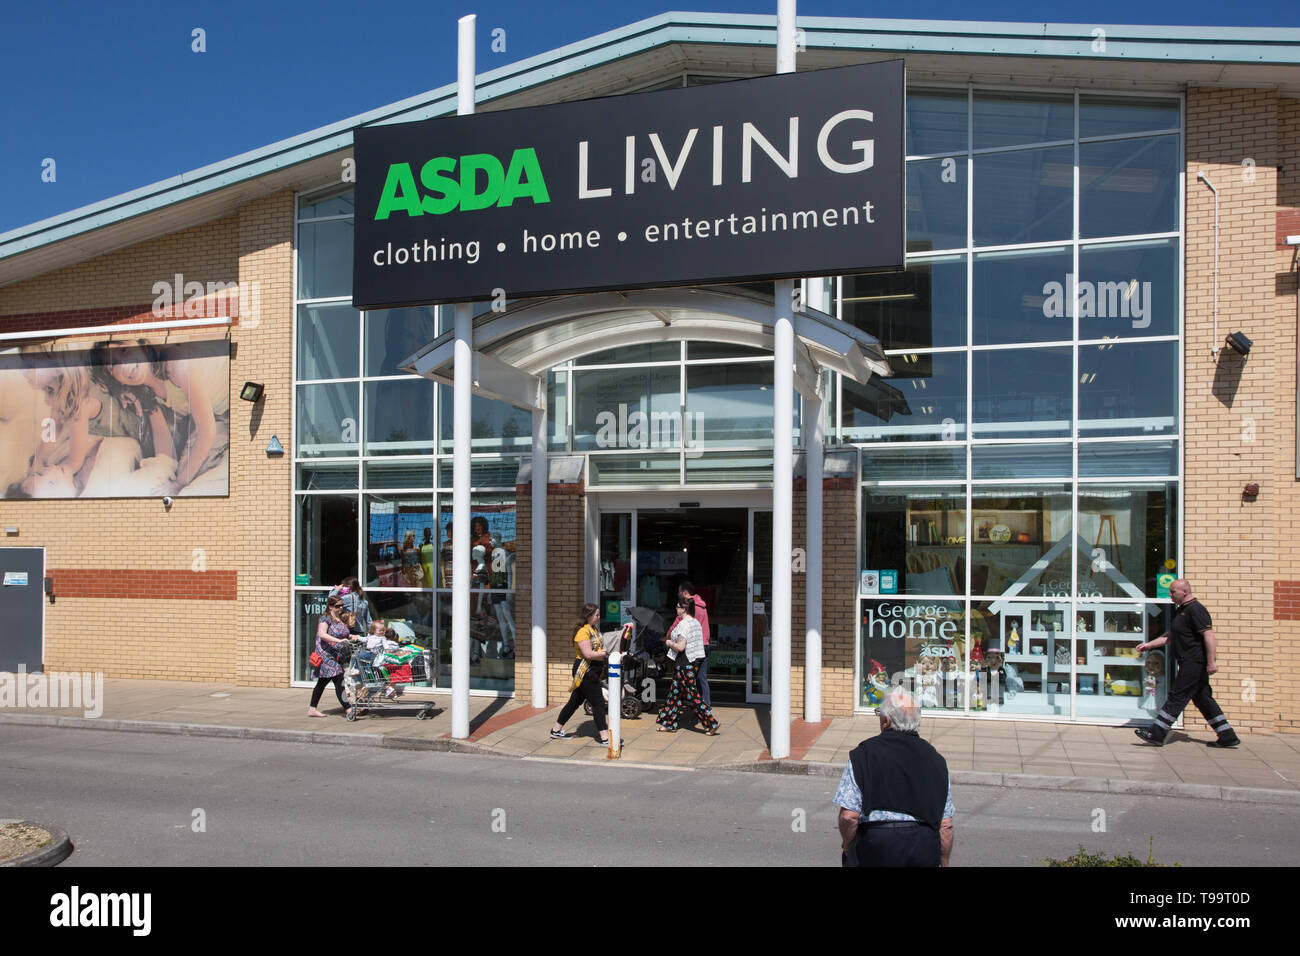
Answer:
[
  {"left": 531, "top": 407, "right": 547, "bottom": 708},
  {"left": 768, "top": 0, "right": 797, "bottom": 761},
  {"left": 451, "top": 14, "right": 476, "bottom": 739},
  {"left": 804, "top": 286, "right": 825, "bottom": 724},
  {"left": 607, "top": 651, "right": 622, "bottom": 759}
]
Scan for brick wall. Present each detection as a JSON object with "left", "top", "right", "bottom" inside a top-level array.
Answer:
[
  {"left": 1185, "top": 88, "right": 1297, "bottom": 734},
  {"left": 0, "top": 197, "right": 295, "bottom": 685},
  {"left": 513, "top": 479, "right": 586, "bottom": 706}
]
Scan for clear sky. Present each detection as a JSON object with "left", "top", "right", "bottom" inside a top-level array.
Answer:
[{"left": 1, "top": 0, "right": 1296, "bottom": 233}]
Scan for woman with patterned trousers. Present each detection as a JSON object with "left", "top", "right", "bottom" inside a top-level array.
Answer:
[{"left": 657, "top": 597, "right": 720, "bottom": 735}]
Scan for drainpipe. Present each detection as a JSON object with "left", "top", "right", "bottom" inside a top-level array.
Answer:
[{"left": 1197, "top": 171, "right": 1219, "bottom": 359}]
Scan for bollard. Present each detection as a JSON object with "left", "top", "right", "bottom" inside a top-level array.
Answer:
[{"left": 607, "top": 651, "right": 622, "bottom": 759}]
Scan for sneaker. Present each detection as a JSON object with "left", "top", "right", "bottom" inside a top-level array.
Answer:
[
  {"left": 1207, "top": 736, "right": 1241, "bottom": 748},
  {"left": 549, "top": 729, "right": 575, "bottom": 740},
  {"left": 1134, "top": 727, "right": 1164, "bottom": 746},
  {"left": 597, "top": 737, "right": 625, "bottom": 748}
]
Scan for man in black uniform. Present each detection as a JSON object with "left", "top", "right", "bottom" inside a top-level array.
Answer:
[{"left": 1134, "top": 578, "right": 1240, "bottom": 748}]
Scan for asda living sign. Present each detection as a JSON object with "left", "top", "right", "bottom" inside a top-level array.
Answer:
[{"left": 351, "top": 60, "right": 904, "bottom": 309}]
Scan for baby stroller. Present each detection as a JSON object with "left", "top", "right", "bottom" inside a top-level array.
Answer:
[{"left": 583, "top": 609, "right": 672, "bottom": 719}]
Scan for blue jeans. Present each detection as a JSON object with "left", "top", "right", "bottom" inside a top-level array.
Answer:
[{"left": 696, "top": 652, "right": 711, "bottom": 709}]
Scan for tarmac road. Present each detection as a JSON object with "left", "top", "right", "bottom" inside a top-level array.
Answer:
[{"left": 2, "top": 726, "right": 1297, "bottom": 867}]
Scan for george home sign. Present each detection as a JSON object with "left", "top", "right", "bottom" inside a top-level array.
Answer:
[{"left": 351, "top": 60, "right": 904, "bottom": 310}]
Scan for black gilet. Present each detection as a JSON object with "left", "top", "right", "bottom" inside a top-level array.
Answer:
[{"left": 848, "top": 729, "right": 949, "bottom": 830}]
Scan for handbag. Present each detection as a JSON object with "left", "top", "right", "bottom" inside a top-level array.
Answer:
[{"left": 309, "top": 651, "right": 323, "bottom": 668}]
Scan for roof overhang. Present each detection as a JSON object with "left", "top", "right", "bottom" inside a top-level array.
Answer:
[{"left": 400, "top": 284, "right": 891, "bottom": 409}]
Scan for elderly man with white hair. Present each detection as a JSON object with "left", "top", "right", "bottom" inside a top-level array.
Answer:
[{"left": 833, "top": 684, "right": 955, "bottom": 867}]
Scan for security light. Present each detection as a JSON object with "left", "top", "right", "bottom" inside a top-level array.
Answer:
[
  {"left": 1224, "top": 332, "right": 1252, "bottom": 356},
  {"left": 239, "top": 381, "right": 265, "bottom": 402}
]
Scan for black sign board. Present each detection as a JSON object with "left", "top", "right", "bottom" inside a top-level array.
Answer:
[{"left": 352, "top": 60, "right": 904, "bottom": 310}]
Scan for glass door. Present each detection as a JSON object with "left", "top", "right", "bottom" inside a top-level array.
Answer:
[
  {"left": 598, "top": 512, "right": 634, "bottom": 630},
  {"left": 748, "top": 509, "right": 773, "bottom": 702}
]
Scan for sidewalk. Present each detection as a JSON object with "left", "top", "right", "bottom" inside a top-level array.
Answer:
[{"left": 3, "top": 678, "right": 1299, "bottom": 804}]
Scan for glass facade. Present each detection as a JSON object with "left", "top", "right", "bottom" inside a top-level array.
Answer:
[
  {"left": 290, "top": 83, "right": 1183, "bottom": 723},
  {"left": 293, "top": 186, "right": 517, "bottom": 693},
  {"left": 852, "top": 87, "right": 1182, "bottom": 721}
]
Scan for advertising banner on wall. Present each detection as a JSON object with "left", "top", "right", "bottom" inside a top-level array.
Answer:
[
  {"left": 0, "top": 336, "right": 230, "bottom": 499},
  {"left": 352, "top": 60, "right": 904, "bottom": 309}
]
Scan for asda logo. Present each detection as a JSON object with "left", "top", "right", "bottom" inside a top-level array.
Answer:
[{"left": 375, "top": 148, "right": 550, "bottom": 219}]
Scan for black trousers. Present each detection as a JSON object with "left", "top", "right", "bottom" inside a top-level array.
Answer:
[
  {"left": 556, "top": 668, "right": 607, "bottom": 734},
  {"left": 1151, "top": 660, "right": 1235, "bottom": 741},
  {"left": 311, "top": 674, "right": 347, "bottom": 709},
  {"left": 844, "top": 822, "right": 941, "bottom": 868}
]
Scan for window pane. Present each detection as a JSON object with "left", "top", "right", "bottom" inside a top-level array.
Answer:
[
  {"left": 1078, "top": 440, "right": 1178, "bottom": 477},
  {"left": 297, "top": 462, "right": 359, "bottom": 490},
  {"left": 1078, "top": 341, "right": 1178, "bottom": 437},
  {"left": 436, "top": 458, "right": 522, "bottom": 489},
  {"left": 297, "top": 219, "right": 353, "bottom": 300},
  {"left": 688, "top": 343, "right": 768, "bottom": 360},
  {"left": 298, "top": 186, "right": 354, "bottom": 220},
  {"left": 973, "top": 146, "right": 1073, "bottom": 247},
  {"left": 907, "top": 89, "right": 968, "bottom": 156},
  {"left": 364, "top": 495, "right": 437, "bottom": 589},
  {"left": 844, "top": 351, "right": 967, "bottom": 442},
  {"left": 1080, "top": 95, "right": 1179, "bottom": 139},
  {"left": 297, "top": 302, "right": 359, "bottom": 380},
  {"left": 1077, "top": 482, "right": 1178, "bottom": 600},
  {"left": 973, "top": 247, "right": 1072, "bottom": 345},
  {"left": 1077, "top": 238, "right": 1178, "bottom": 339},
  {"left": 974, "top": 91, "right": 1072, "bottom": 150},
  {"left": 296, "top": 494, "right": 357, "bottom": 587},
  {"left": 862, "top": 485, "right": 967, "bottom": 591},
  {"left": 1079, "top": 135, "right": 1178, "bottom": 239},
  {"left": 365, "top": 378, "right": 435, "bottom": 456},
  {"left": 687, "top": 362, "right": 786, "bottom": 447},
  {"left": 365, "top": 460, "right": 435, "bottom": 489},
  {"left": 576, "top": 343, "right": 679, "bottom": 365},
  {"left": 367, "top": 593, "right": 436, "bottom": 687},
  {"left": 976, "top": 598, "right": 1072, "bottom": 717},
  {"left": 1073, "top": 601, "right": 1169, "bottom": 720},
  {"left": 548, "top": 369, "right": 569, "bottom": 450},
  {"left": 365, "top": 307, "right": 440, "bottom": 377},
  {"left": 860, "top": 597, "right": 966, "bottom": 712},
  {"left": 972, "top": 347, "right": 1071, "bottom": 439},
  {"left": 434, "top": 493, "right": 518, "bottom": 596},
  {"left": 685, "top": 451, "right": 773, "bottom": 483},
  {"left": 969, "top": 484, "right": 1073, "bottom": 597},
  {"left": 907, "top": 159, "right": 967, "bottom": 251},
  {"left": 972, "top": 443, "right": 1071, "bottom": 479},
  {"left": 843, "top": 257, "right": 966, "bottom": 350},
  {"left": 588, "top": 453, "right": 679, "bottom": 485},
  {"left": 297, "top": 382, "right": 359, "bottom": 457},
  {"left": 436, "top": 594, "right": 515, "bottom": 692},
  {"left": 439, "top": 390, "right": 532, "bottom": 454},
  {"left": 572, "top": 366, "right": 681, "bottom": 451},
  {"left": 295, "top": 591, "right": 333, "bottom": 682},
  {"left": 862, "top": 445, "right": 966, "bottom": 480}
]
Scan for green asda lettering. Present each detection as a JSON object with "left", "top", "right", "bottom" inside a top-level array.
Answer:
[{"left": 374, "top": 148, "right": 550, "bottom": 219}]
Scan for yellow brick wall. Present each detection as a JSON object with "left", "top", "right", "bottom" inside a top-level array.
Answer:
[
  {"left": 0, "top": 197, "right": 295, "bottom": 686},
  {"left": 1184, "top": 88, "right": 1285, "bottom": 734}
]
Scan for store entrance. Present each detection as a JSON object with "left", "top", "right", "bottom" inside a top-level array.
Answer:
[{"left": 597, "top": 505, "right": 771, "bottom": 705}]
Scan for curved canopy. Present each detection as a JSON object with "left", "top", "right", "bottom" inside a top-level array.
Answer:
[{"left": 400, "top": 285, "right": 892, "bottom": 410}]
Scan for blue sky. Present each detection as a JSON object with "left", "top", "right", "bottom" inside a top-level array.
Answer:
[{"left": 1, "top": 0, "right": 1295, "bottom": 234}]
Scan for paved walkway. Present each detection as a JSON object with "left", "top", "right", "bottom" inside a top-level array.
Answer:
[{"left": 3, "top": 678, "right": 1299, "bottom": 803}]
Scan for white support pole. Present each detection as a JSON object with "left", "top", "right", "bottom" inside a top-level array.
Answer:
[
  {"left": 531, "top": 407, "right": 547, "bottom": 708},
  {"left": 607, "top": 652, "right": 622, "bottom": 759},
  {"left": 769, "top": 0, "right": 797, "bottom": 761},
  {"left": 451, "top": 14, "right": 476, "bottom": 740},
  {"left": 804, "top": 282, "right": 825, "bottom": 724}
]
